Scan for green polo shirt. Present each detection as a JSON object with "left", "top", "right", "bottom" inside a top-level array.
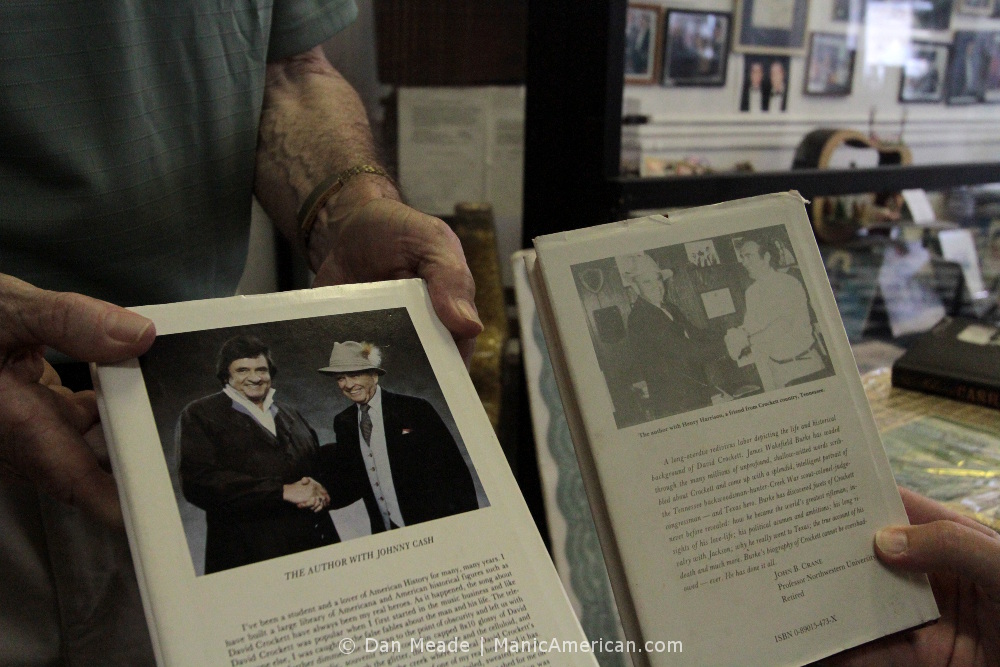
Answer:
[{"left": 0, "top": 0, "right": 357, "bottom": 307}]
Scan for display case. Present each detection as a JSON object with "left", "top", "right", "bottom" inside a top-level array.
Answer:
[{"left": 522, "top": 0, "right": 1000, "bottom": 236}]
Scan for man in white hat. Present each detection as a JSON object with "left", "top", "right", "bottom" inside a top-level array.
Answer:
[
  {"left": 619, "top": 253, "right": 728, "bottom": 419},
  {"left": 318, "top": 341, "right": 478, "bottom": 532}
]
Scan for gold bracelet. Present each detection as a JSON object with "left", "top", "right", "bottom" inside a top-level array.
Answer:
[{"left": 297, "top": 164, "right": 392, "bottom": 250}]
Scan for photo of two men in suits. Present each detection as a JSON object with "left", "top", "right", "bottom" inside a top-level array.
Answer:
[{"left": 139, "top": 309, "right": 486, "bottom": 576}]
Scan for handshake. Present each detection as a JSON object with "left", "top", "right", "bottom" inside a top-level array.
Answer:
[
  {"left": 283, "top": 476, "right": 331, "bottom": 513},
  {"left": 724, "top": 326, "right": 750, "bottom": 362}
]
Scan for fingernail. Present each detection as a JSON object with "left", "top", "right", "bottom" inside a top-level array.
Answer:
[
  {"left": 104, "top": 311, "right": 153, "bottom": 344},
  {"left": 876, "top": 528, "right": 908, "bottom": 555},
  {"left": 455, "top": 298, "right": 483, "bottom": 329}
]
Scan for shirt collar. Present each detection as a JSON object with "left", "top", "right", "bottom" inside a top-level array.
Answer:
[
  {"left": 224, "top": 384, "right": 276, "bottom": 415},
  {"left": 360, "top": 385, "right": 383, "bottom": 415}
]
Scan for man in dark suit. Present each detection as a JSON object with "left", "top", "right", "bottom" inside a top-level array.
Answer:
[
  {"left": 178, "top": 336, "right": 337, "bottom": 574},
  {"left": 621, "top": 253, "right": 727, "bottom": 419},
  {"left": 318, "top": 341, "right": 478, "bottom": 533}
]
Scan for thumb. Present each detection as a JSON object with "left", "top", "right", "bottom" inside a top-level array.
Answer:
[
  {"left": 0, "top": 274, "right": 155, "bottom": 362},
  {"left": 875, "top": 520, "right": 1000, "bottom": 596}
]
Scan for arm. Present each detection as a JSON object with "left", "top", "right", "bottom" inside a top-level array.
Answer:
[
  {"left": 253, "top": 47, "right": 482, "bottom": 359},
  {"left": 178, "top": 405, "right": 299, "bottom": 515},
  {"left": 0, "top": 274, "right": 155, "bottom": 527},
  {"left": 824, "top": 487, "right": 1000, "bottom": 667}
]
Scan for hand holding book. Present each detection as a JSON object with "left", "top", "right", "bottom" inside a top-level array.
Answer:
[{"left": 826, "top": 488, "right": 1000, "bottom": 667}]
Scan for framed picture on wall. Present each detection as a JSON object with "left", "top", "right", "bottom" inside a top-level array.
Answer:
[
  {"left": 912, "top": 0, "right": 953, "bottom": 31},
  {"left": 804, "top": 32, "right": 856, "bottom": 96},
  {"left": 899, "top": 42, "right": 949, "bottom": 102},
  {"left": 661, "top": 10, "right": 731, "bottom": 86},
  {"left": 625, "top": 3, "right": 663, "bottom": 85},
  {"left": 734, "top": 0, "right": 809, "bottom": 55},
  {"left": 983, "top": 32, "right": 1000, "bottom": 102},
  {"left": 957, "top": 0, "right": 995, "bottom": 16},
  {"left": 946, "top": 31, "right": 991, "bottom": 104},
  {"left": 739, "top": 54, "right": 790, "bottom": 112}
]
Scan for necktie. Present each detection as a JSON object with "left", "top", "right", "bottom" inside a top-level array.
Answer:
[{"left": 360, "top": 404, "right": 373, "bottom": 445}]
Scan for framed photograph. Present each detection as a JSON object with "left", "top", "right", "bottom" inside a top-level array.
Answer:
[
  {"left": 804, "top": 32, "right": 856, "bottom": 96},
  {"left": 831, "top": 0, "right": 866, "bottom": 23},
  {"left": 739, "top": 54, "right": 790, "bottom": 112},
  {"left": 912, "top": 0, "right": 953, "bottom": 31},
  {"left": 625, "top": 3, "right": 663, "bottom": 84},
  {"left": 899, "top": 41, "right": 949, "bottom": 102},
  {"left": 957, "top": 0, "right": 995, "bottom": 16},
  {"left": 946, "top": 31, "right": 991, "bottom": 104},
  {"left": 984, "top": 32, "right": 1000, "bottom": 102},
  {"left": 734, "top": 0, "right": 809, "bottom": 55},
  {"left": 661, "top": 10, "right": 731, "bottom": 86}
]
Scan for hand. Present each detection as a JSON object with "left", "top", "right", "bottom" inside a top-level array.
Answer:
[
  {"left": 822, "top": 487, "right": 1000, "bottom": 667},
  {"left": 253, "top": 48, "right": 483, "bottom": 363},
  {"left": 282, "top": 476, "right": 330, "bottom": 513},
  {"left": 724, "top": 327, "right": 748, "bottom": 360},
  {"left": 309, "top": 179, "right": 484, "bottom": 363},
  {"left": 0, "top": 273, "right": 156, "bottom": 527}
]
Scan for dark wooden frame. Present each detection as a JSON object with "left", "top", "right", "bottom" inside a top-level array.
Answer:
[
  {"left": 661, "top": 9, "right": 731, "bottom": 87},
  {"left": 734, "top": 0, "right": 809, "bottom": 55},
  {"left": 899, "top": 41, "right": 949, "bottom": 103},
  {"left": 624, "top": 3, "right": 662, "bottom": 85},
  {"left": 803, "top": 32, "right": 856, "bottom": 97}
]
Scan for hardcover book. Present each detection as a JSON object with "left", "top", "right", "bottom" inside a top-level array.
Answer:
[
  {"left": 528, "top": 192, "right": 938, "bottom": 667},
  {"left": 93, "top": 280, "right": 596, "bottom": 667},
  {"left": 892, "top": 315, "right": 1000, "bottom": 410}
]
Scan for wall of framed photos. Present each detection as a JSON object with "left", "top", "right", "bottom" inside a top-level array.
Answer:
[{"left": 623, "top": 0, "right": 1000, "bottom": 175}]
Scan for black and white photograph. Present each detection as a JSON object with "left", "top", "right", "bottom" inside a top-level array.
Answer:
[
  {"left": 740, "top": 54, "right": 790, "bottom": 112},
  {"left": 899, "top": 41, "right": 949, "bottom": 102},
  {"left": 804, "top": 32, "right": 856, "bottom": 96},
  {"left": 661, "top": 9, "right": 731, "bottom": 87},
  {"left": 625, "top": 3, "right": 662, "bottom": 84},
  {"left": 570, "top": 225, "right": 836, "bottom": 429},
  {"left": 139, "top": 308, "right": 487, "bottom": 576},
  {"left": 735, "top": 0, "right": 810, "bottom": 54},
  {"left": 946, "top": 30, "right": 992, "bottom": 103}
]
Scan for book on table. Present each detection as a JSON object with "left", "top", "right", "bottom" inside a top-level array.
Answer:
[
  {"left": 527, "top": 192, "right": 938, "bottom": 667},
  {"left": 892, "top": 315, "right": 1000, "bottom": 410},
  {"left": 93, "top": 279, "right": 596, "bottom": 667}
]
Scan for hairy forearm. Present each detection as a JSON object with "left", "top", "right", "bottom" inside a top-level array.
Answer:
[{"left": 254, "top": 46, "right": 397, "bottom": 269}]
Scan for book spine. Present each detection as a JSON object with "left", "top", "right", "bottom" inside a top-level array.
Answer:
[{"left": 892, "top": 364, "right": 1000, "bottom": 410}]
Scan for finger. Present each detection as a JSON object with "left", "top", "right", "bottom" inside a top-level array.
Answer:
[
  {"left": 4, "top": 346, "right": 45, "bottom": 384},
  {"left": 875, "top": 520, "right": 1000, "bottom": 596},
  {"left": 455, "top": 338, "right": 476, "bottom": 370},
  {"left": 898, "top": 486, "right": 999, "bottom": 539},
  {"left": 417, "top": 232, "right": 484, "bottom": 343},
  {"left": 2, "top": 383, "right": 122, "bottom": 526},
  {"left": 39, "top": 359, "right": 66, "bottom": 389},
  {"left": 0, "top": 273, "right": 155, "bottom": 362}
]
